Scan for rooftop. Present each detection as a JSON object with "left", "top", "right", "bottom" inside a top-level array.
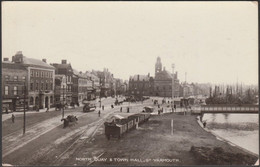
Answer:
[
  {"left": 23, "top": 57, "right": 55, "bottom": 69},
  {"left": 130, "top": 75, "right": 150, "bottom": 81}
]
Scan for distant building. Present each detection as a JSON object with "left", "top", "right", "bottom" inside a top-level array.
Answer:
[
  {"left": 75, "top": 71, "right": 96, "bottom": 103},
  {"left": 2, "top": 57, "right": 27, "bottom": 111},
  {"left": 153, "top": 57, "right": 180, "bottom": 97},
  {"left": 52, "top": 60, "right": 74, "bottom": 105},
  {"left": 54, "top": 74, "right": 67, "bottom": 105},
  {"left": 85, "top": 71, "right": 100, "bottom": 99},
  {"left": 72, "top": 73, "right": 79, "bottom": 104},
  {"left": 128, "top": 74, "right": 154, "bottom": 97},
  {"left": 92, "top": 68, "right": 114, "bottom": 97}
]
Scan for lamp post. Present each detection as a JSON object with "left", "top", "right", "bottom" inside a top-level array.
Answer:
[
  {"left": 99, "top": 77, "right": 102, "bottom": 109},
  {"left": 62, "top": 85, "right": 65, "bottom": 119},
  {"left": 172, "top": 64, "right": 175, "bottom": 99},
  {"left": 23, "top": 82, "right": 26, "bottom": 135}
]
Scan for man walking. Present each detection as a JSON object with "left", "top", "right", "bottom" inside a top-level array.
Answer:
[
  {"left": 11, "top": 114, "right": 15, "bottom": 123},
  {"left": 98, "top": 110, "right": 101, "bottom": 117}
]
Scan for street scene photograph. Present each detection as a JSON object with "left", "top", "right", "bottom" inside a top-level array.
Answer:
[{"left": 1, "top": 1, "right": 259, "bottom": 166}]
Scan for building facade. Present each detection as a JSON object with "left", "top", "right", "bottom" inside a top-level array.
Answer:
[
  {"left": 154, "top": 57, "right": 180, "bottom": 97},
  {"left": 10, "top": 51, "right": 55, "bottom": 110},
  {"left": 128, "top": 74, "right": 154, "bottom": 97},
  {"left": 2, "top": 58, "right": 28, "bottom": 111},
  {"left": 52, "top": 60, "right": 74, "bottom": 105},
  {"left": 54, "top": 74, "right": 67, "bottom": 105}
]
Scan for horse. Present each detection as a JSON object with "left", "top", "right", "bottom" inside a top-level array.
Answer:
[{"left": 61, "top": 115, "right": 78, "bottom": 128}]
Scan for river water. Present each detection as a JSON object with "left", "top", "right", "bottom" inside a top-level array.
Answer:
[{"left": 202, "top": 113, "right": 259, "bottom": 155}]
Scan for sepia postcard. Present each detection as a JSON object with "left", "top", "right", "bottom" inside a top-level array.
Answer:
[{"left": 1, "top": 1, "right": 259, "bottom": 166}]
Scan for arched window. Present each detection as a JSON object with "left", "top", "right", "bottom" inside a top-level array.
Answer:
[
  {"left": 30, "top": 97, "right": 34, "bottom": 105},
  {"left": 35, "top": 96, "right": 39, "bottom": 106}
]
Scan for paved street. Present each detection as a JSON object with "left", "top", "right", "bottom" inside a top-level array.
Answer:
[{"left": 2, "top": 97, "right": 153, "bottom": 165}]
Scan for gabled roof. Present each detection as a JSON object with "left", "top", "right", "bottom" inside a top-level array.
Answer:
[{"left": 23, "top": 57, "right": 55, "bottom": 69}]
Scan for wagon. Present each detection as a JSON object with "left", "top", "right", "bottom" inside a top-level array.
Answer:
[{"left": 104, "top": 113, "right": 151, "bottom": 140}]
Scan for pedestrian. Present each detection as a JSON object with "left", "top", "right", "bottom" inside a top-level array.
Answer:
[
  {"left": 111, "top": 104, "right": 114, "bottom": 108},
  {"left": 158, "top": 109, "right": 160, "bottom": 115},
  {"left": 174, "top": 104, "right": 176, "bottom": 111},
  {"left": 46, "top": 106, "right": 49, "bottom": 112},
  {"left": 98, "top": 110, "right": 101, "bottom": 117},
  {"left": 158, "top": 104, "right": 160, "bottom": 108},
  {"left": 11, "top": 114, "right": 15, "bottom": 123},
  {"left": 127, "top": 107, "right": 130, "bottom": 113},
  {"left": 102, "top": 105, "right": 104, "bottom": 110},
  {"left": 120, "top": 107, "right": 122, "bottom": 112},
  {"left": 203, "top": 121, "right": 207, "bottom": 128}
]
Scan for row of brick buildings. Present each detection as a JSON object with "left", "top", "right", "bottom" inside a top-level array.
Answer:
[
  {"left": 2, "top": 51, "right": 128, "bottom": 111},
  {"left": 128, "top": 57, "right": 208, "bottom": 98}
]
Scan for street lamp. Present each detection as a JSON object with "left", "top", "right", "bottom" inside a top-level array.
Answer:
[
  {"left": 23, "top": 82, "right": 26, "bottom": 135},
  {"left": 172, "top": 64, "right": 175, "bottom": 99},
  {"left": 62, "top": 85, "right": 65, "bottom": 119}
]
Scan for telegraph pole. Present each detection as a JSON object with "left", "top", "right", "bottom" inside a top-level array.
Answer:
[
  {"left": 23, "top": 82, "right": 26, "bottom": 135},
  {"left": 99, "top": 77, "right": 102, "bottom": 109},
  {"left": 62, "top": 85, "right": 65, "bottom": 118}
]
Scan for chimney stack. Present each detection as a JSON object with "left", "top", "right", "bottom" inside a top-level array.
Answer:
[
  {"left": 3, "top": 58, "right": 9, "bottom": 61},
  {"left": 42, "top": 59, "right": 47, "bottom": 63},
  {"left": 62, "top": 60, "right": 67, "bottom": 64},
  {"left": 137, "top": 75, "right": 140, "bottom": 80},
  {"left": 13, "top": 51, "right": 23, "bottom": 63},
  {"left": 148, "top": 73, "right": 150, "bottom": 77}
]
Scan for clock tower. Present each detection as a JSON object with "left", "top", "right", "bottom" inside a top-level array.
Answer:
[{"left": 155, "top": 57, "right": 162, "bottom": 75}]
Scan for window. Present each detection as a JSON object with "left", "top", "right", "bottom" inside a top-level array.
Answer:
[
  {"left": 30, "top": 70, "right": 34, "bottom": 77},
  {"left": 45, "top": 83, "right": 48, "bottom": 90},
  {"left": 30, "top": 82, "right": 34, "bottom": 91},
  {"left": 41, "top": 71, "right": 44, "bottom": 78},
  {"left": 14, "top": 76, "right": 18, "bottom": 81},
  {"left": 46, "top": 72, "right": 49, "bottom": 78},
  {"left": 50, "top": 72, "right": 53, "bottom": 78},
  {"left": 30, "top": 97, "right": 34, "bottom": 105},
  {"left": 41, "top": 83, "right": 44, "bottom": 90},
  {"left": 13, "top": 86, "right": 18, "bottom": 95},
  {"left": 5, "top": 75, "right": 9, "bottom": 81},
  {"left": 36, "top": 83, "right": 39, "bottom": 90},
  {"left": 36, "top": 71, "right": 39, "bottom": 77},
  {"left": 5, "top": 86, "right": 8, "bottom": 95}
]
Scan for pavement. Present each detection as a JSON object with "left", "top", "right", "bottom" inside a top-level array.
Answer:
[{"left": 1, "top": 97, "right": 112, "bottom": 122}]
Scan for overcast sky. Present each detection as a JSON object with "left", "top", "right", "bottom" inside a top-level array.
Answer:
[{"left": 2, "top": 1, "right": 258, "bottom": 84}]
